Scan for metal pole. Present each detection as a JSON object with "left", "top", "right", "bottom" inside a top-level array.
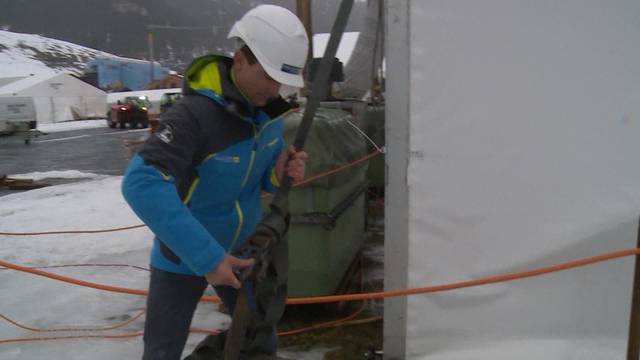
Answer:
[
  {"left": 296, "top": 0, "right": 313, "bottom": 64},
  {"left": 627, "top": 217, "right": 640, "bottom": 359},
  {"left": 147, "top": 30, "right": 154, "bottom": 86},
  {"left": 296, "top": 0, "right": 313, "bottom": 95}
]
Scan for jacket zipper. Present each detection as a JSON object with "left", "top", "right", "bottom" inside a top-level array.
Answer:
[{"left": 230, "top": 123, "right": 257, "bottom": 250}]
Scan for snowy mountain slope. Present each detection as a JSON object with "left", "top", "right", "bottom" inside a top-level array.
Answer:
[{"left": 0, "top": 30, "right": 139, "bottom": 78}]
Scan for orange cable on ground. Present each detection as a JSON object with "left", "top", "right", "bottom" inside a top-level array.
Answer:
[
  {"left": 278, "top": 299, "right": 367, "bottom": 337},
  {"left": 279, "top": 258, "right": 368, "bottom": 336},
  {"left": 0, "top": 263, "right": 150, "bottom": 272},
  {"left": 0, "top": 259, "right": 219, "bottom": 303},
  {"left": 293, "top": 150, "right": 381, "bottom": 187},
  {"left": 0, "top": 150, "right": 381, "bottom": 236},
  {"left": 0, "top": 318, "right": 382, "bottom": 345},
  {"left": 0, "top": 260, "right": 375, "bottom": 344},
  {"left": 0, "top": 224, "right": 146, "bottom": 236},
  {"left": 289, "top": 247, "right": 640, "bottom": 304},
  {"left": 2, "top": 248, "right": 639, "bottom": 305},
  {"left": 0, "top": 310, "right": 146, "bottom": 333},
  {"left": 3, "top": 248, "right": 640, "bottom": 305},
  {"left": 0, "top": 328, "right": 219, "bottom": 345}
]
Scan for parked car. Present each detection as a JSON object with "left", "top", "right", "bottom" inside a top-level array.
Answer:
[{"left": 107, "top": 96, "right": 151, "bottom": 129}]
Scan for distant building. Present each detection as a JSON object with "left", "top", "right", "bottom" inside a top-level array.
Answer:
[
  {"left": 0, "top": 73, "right": 106, "bottom": 123},
  {"left": 82, "top": 57, "right": 169, "bottom": 91},
  {"left": 145, "top": 73, "right": 183, "bottom": 90}
]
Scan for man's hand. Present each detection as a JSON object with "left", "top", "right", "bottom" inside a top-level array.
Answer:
[
  {"left": 275, "top": 145, "right": 308, "bottom": 183},
  {"left": 205, "top": 254, "right": 254, "bottom": 289}
]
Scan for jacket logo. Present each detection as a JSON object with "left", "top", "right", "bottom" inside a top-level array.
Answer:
[
  {"left": 215, "top": 155, "right": 240, "bottom": 163},
  {"left": 157, "top": 125, "right": 174, "bottom": 144}
]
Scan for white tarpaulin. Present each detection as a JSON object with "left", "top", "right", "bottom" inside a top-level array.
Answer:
[
  {"left": 386, "top": 0, "right": 640, "bottom": 359},
  {"left": 0, "top": 73, "right": 106, "bottom": 123}
]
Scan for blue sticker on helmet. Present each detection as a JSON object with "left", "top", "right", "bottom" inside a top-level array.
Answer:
[{"left": 281, "top": 63, "right": 301, "bottom": 75}]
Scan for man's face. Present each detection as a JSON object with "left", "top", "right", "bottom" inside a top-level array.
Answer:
[{"left": 232, "top": 50, "right": 281, "bottom": 107}]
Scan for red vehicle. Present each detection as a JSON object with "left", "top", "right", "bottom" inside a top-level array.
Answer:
[{"left": 107, "top": 96, "right": 151, "bottom": 129}]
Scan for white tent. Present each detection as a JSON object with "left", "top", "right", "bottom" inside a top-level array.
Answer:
[
  {"left": 385, "top": 1, "right": 640, "bottom": 359},
  {"left": 0, "top": 73, "right": 106, "bottom": 124}
]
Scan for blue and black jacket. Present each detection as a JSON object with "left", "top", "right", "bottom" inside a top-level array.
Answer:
[{"left": 122, "top": 55, "right": 291, "bottom": 276}]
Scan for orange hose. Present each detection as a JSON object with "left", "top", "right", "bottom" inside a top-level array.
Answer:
[
  {"left": 0, "top": 150, "right": 381, "bottom": 236},
  {"left": 0, "top": 257, "right": 376, "bottom": 345},
  {"left": 2, "top": 248, "right": 638, "bottom": 305},
  {"left": 6, "top": 245, "right": 623, "bottom": 346},
  {"left": 0, "top": 224, "right": 146, "bottom": 236},
  {"left": 0, "top": 310, "right": 145, "bottom": 333},
  {"left": 0, "top": 319, "right": 382, "bottom": 345},
  {"left": 0, "top": 263, "right": 150, "bottom": 272},
  {"left": 293, "top": 150, "right": 381, "bottom": 187},
  {"left": 279, "top": 259, "right": 368, "bottom": 336},
  {"left": 278, "top": 301, "right": 367, "bottom": 336},
  {"left": 0, "top": 259, "right": 220, "bottom": 303},
  {"left": 289, "top": 247, "right": 640, "bottom": 304},
  {"left": 0, "top": 328, "right": 219, "bottom": 345}
]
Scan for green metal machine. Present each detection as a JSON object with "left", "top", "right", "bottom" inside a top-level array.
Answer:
[{"left": 264, "top": 107, "right": 370, "bottom": 297}]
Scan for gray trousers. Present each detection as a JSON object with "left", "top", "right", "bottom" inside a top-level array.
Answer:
[{"left": 141, "top": 267, "right": 277, "bottom": 360}]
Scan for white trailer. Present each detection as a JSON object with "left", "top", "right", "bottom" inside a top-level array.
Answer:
[{"left": 0, "top": 96, "right": 39, "bottom": 144}]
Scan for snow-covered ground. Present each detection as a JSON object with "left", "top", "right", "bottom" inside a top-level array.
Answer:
[
  {"left": 0, "top": 172, "right": 329, "bottom": 359},
  {"left": 37, "top": 119, "right": 107, "bottom": 134}
]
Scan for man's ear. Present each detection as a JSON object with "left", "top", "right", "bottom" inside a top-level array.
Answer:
[{"left": 233, "top": 50, "right": 245, "bottom": 70}]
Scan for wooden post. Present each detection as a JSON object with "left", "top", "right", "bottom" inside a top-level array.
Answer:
[
  {"left": 627, "top": 217, "right": 640, "bottom": 359},
  {"left": 296, "top": 0, "right": 313, "bottom": 63},
  {"left": 296, "top": 0, "right": 313, "bottom": 96}
]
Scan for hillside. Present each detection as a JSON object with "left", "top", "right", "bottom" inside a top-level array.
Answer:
[
  {"left": 0, "top": 0, "right": 366, "bottom": 73},
  {"left": 0, "top": 30, "right": 144, "bottom": 78}
]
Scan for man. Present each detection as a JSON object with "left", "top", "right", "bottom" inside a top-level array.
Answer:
[{"left": 121, "top": 5, "right": 309, "bottom": 359}]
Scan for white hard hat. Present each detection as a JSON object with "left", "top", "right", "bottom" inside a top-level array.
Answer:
[{"left": 228, "top": 4, "right": 309, "bottom": 88}]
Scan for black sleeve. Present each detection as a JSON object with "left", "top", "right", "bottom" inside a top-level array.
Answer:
[{"left": 138, "top": 98, "right": 205, "bottom": 182}]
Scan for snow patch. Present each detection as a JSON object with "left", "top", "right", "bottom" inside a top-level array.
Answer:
[
  {"left": 37, "top": 119, "right": 107, "bottom": 134},
  {"left": 9, "top": 170, "right": 104, "bottom": 181}
]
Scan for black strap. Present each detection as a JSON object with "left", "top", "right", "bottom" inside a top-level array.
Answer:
[{"left": 223, "top": 1, "right": 356, "bottom": 359}]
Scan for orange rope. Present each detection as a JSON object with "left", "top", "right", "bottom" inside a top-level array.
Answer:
[
  {"left": 293, "top": 150, "right": 381, "bottom": 187},
  {"left": 7, "top": 245, "right": 623, "bottom": 345},
  {"left": 0, "top": 332, "right": 144, "bottom": 344},
  {"left": 0, "top": 150, "right": 381, "bottom": 236},
  {"left": 0, "top": 224, "right": 146, "bottom": 236},
  {"left": 278, "top": 301, "right": 367, "bottom": 336},
  {"left": 0, "top": 310, "right": 145, "bottom": 332},
  {"left": 0, "top": 259, "right": 220, "bottom": 303},
  {"left": 2, "top": 248, "right": 638, "bottom": 305},
  {"left": 0, "top": 263, "right": 150, "bottom": 272},
  {"left": 280, "top": 256, "right": 368, "bottom": 336},
  {"left": 289, "top": 247, "right": 640, "bottom": 304},
  {"left": 0, "top": 319, "right": 382, "bottom": 345},
  {"left": 0, "top": 258, "right": 376, "bottom": 345},
  {"left": 0, "top": 328, "right": 219, "bottom": 345}
]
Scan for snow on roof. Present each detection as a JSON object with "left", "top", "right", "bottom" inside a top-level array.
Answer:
[
  {"left": 312, "top": 32, "right": 360, "bottom": 65},
  {"left": 0, "top": 76, "right": 26, "bottom": 88},
  {"left": 0, "top": 73, "right": 59, "bottom": 95},
  {"left": 0, "top": 72, "right": 105, "bottom": 97}
]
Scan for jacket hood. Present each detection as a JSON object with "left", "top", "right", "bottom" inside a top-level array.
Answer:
[{"left": 182, "top": 54, "right": 293, "bottom": 121}]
